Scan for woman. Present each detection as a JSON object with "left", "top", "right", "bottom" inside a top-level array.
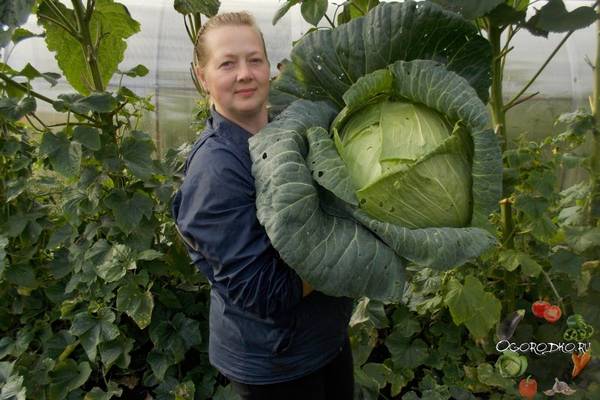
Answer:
[{"left": 171, "top": 11, "right": 354, "bottom": 400}]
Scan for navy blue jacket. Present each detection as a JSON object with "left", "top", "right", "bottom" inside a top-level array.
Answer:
[{"left": 172, "top": 108, "right": 353, "bottom": 384}]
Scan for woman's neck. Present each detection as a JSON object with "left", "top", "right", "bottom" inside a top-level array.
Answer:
[{"left": 215, "top": 106, "right": 268, "bottom": 135}]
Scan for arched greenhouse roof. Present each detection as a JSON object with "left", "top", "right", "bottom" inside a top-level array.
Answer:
[{"left": 2, "top": 0, "right": 597, "bottom": 151}]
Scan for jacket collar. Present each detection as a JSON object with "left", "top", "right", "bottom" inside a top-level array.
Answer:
[{"left": 207, "top": 107, "right": 253, "bottom": 147}]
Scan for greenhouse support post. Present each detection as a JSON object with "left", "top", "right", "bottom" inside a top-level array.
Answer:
[{"left": 592, "top": 4, "right": 600, "bottom": 224}]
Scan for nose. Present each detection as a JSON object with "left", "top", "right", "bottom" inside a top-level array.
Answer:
[{"left": 237, "top": 61, "right": 253, "bottom": 82}]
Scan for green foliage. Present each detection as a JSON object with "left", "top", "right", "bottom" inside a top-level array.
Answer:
[
  {"left": 346, "top": 109, "right": 600, "bottom": 396},
  {"left": 444, "top": 275, "right": 502, "bottom": 340},
  {"left": 0, "top": 97, "right": 36, "bottom": 121},
  {"left": 273, "top": 0, "right": 380, "bottom": 27},
  {"left": 1, "top": 1, "right": 599, "bottom": 400},
  {"left": 0, "top": 2, "right": 220, "bottom": 399},
  {"left": 430, "top": 0, "right": 504, "bottom": 20},
  {"left": 0, "top": 0, "right": 36, "bottom": 48},
  {"left": 336, "top": 0, "right": 380, "bottom": 25},
  {"left": 300, "top": 0, "right": 328, "bottom": 26},
  {"left": 37, "top": 0, "right": 140, "bottom": 94},
  {"left": 529, "top": 0, "right": 598, "bottom": 34},
  {"left": 173, "top": 0, "right": 220, "bottom": 17},
  {"left": 428, "top": 0, "right": 598, "bottom": 37}
]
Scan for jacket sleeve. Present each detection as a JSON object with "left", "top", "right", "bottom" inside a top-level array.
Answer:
[{"left": 174, "top": 142, "right": 304, "bottom": 319}]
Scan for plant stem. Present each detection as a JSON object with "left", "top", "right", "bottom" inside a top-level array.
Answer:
[
  {"left": 0, "top": 72, "right": 96, "bottom": 122},
  {"left": 487, "top": 22, "right": 507, "bottom": 151},
  {"left": 504, "top": 31, "right": 574, "bottom": 112},
  {"left": 500, "top": 198, "right": 515, "bottom": 248},
  {"left": 540, "top": 268, "right": 565, "bottom": 312},
  {"left": 0, "top": 72, "right": 55, "bottom": 104},
  {"left": 500, "top": 198, "right": 518, "bottom": 312},
  {"left": 324, "top": 13, "right": 336, "bottom": 29},
  {"left": 508, "top": 91, "right": 539, "bottom": 109},
  {"left": 70, "top": 0, "right": 118, "bottom": 146},
  {"left": 42, "top": 0, "right": 81, "bottom": 39},
  {"left": 71, "top": 0, "right": 104, "bottom": 92},
  {"left": 58, "top": 340, "right": 80, "bottom": 362},
  {"left": 37, "top": 13, "right": 80, "bottom": 40},
  {"left": 184, "top": 15, "right": 195, "bottom": 43}
]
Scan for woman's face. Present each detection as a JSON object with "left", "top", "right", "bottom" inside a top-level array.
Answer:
[{"left": 197, "top": 25, "right": 270, "bottom": 123}]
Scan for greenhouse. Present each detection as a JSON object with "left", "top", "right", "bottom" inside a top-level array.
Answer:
[{"left": 1, "top": 0, "right": 599, "bottom": 399}]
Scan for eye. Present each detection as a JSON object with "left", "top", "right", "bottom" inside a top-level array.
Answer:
[
  {"left": 219, "top": 61, "right": 234, "bottom": 69},
  {"left": 250, "top": 58, "right": 263, "bottom": 64}
]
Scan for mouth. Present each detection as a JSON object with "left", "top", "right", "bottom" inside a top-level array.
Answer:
[{"left": 235, "top": 88, "right": 256, "bottom": 96}]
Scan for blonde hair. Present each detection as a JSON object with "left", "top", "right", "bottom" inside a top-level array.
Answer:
[{"left": 193, "top": 11, "right": 268, "bottom": 68}]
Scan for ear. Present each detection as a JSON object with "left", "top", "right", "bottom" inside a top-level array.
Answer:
[{"left": 194, "top": 63, "right": 208, "bottom": 92}]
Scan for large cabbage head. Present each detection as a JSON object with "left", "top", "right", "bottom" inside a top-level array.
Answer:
[
  {"left": 249, "top": 1, "right": 502, "bottom": 302},
  {"left": 333, "top": 98, "right": 472, "bottom": 229}
]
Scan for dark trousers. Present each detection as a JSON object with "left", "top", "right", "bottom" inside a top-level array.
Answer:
[{"left": 229, "top": 338, "right": 354, "bottom": 400}]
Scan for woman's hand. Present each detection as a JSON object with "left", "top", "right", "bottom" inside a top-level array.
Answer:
[{"left": 302, "top": 281, "right": 314, "bottom": 297}]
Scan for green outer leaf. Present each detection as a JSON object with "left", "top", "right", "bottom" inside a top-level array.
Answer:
[
  {"left": 498, "top": 249, "right": 542, "bottom": 277},
  {"left": 98, "top": 335, "right": 133, "bottom": 369},
  {"left": 40, "top": 131, "right": 82, "bottom": 178},
  {"left": 104, "top": 189, "right": 153, "bottom": 234},
  {"left": 0, "top": 0, "right": 36, "bottom": 48},
  {"left": 564, "top": 227, "right": 600, "bottom": 253},
  {"left": 534, "top": 0, "right": 598, "bottom": 33},
  {"left": 38, "top": 0, "right": 140, "bottom": 95},
  {"left": 120, "top": 131, "right": 156, "bottom": 180},
  {"left": 79, "top": 92, "right": 117, "bottom": 113},
  {"left": 0, "top": 97, "right": 36, "bottom": 121},
  {"left": 306, "top": 127, "right": 358, "bottom": 206},
  {"left": 149, "top": 313, "right": 201, "bottom": 363},
  {"left": 386, "top": 334, "right": 429, "bottom": 369},
  {"left": 271, "top": 1, "right": 492, "bottom": 114},
  {"left": 476, "top": 363, "right": 513, "bottom": 389},
  {"left": 147, "top": 350, "right": 172, "bottom": 381},
  {"left": 486, "top": 3, "right": 526, "bottom": 27},
  {"left": 337, "top": 0, "right": 381, "bottom": 25},
  {"left": 0, "top": 0, "right": 35, "bottom": 27},
  {"left": 250, "top": 100, "right": 405, "bottom": 301},
  {"left": 83, "top": 382, "right": 122, "bottom": 400},
  {"left": 11, "top": 28, "right": 43, "bottom": 44},
  {"left": 0, "top": 374, "right": 26, "bottom": 400},
  {"left": 301, "top": 0, "right": 328, "bottom": 26},
  {"left": 444, "top": 275, "right": 501, "bottom": 339},
  {"left": 4, "top": 263, "right": 36, "bottom": 287},
  {"left": 72, "top": 126, "right": 101, "bottom": 150},
  {"left": 18, "top": 63, "right": 60, "bottom": 85},
  {"left": 116, "top": 281, "right": 154, "bottom": 329},
  {"left": 96, "top": 244, "right": 132, "bottom": 282},
  {"left": 349, "top": 297, "right": 389, "bottom": 328},
  {"left": 70, "top": 309, "right": 120, "bottom": 361},
  {"left": 549, "top": 249, "right": 582, "bottom": 278},
  {"left": 47, "top": 360, "right": 92, "bottom": 400},
  {"left": 430, "top": 0, "right": 504, "bottom": 20},
  {"left": 173, "top": 0, "right": 220, "bottom": 17},
  {"left": 120, "top": 64, "right": 149, "bottom": 77},
  {"left": 272, "top": 0, "right": 300, "bottom": 25}
]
